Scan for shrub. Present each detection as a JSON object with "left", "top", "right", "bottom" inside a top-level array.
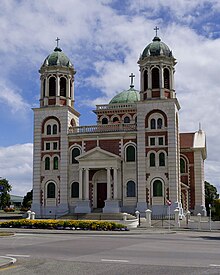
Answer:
[
  {"left": 0, "top": 219, "right": 128, "bottom": 231},
  {"left": 3, "top": 207, "right": 15, "bottom": 212}
]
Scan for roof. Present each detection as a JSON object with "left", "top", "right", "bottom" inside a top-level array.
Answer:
[
  {"left": 180, "top": 133, "right": 194, "bottom": 149},
  {"left": 141, "top": 36, "right": 173, "bottom": 58},
  {"left": 41, "top": 47, "right": 73, "bottom": 68},
  {"left": 109, "top": 87, "right": 140, "bottom": 104}
]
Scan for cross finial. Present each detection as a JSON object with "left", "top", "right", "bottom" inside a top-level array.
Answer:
[
  {"left": 129, "top": 73, "right": 135, "bottom": 88},
  {"left": 56, "top": 37, "right": 60, "bottom": 48},
  {"left": 154, "top": 26, "right": 159, "bottom": 36}
]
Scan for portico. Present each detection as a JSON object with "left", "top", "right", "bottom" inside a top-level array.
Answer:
[{"left": 74, "top": 147, "right": 122, "bottom": 213}]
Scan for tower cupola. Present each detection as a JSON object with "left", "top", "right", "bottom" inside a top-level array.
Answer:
[
  {"left": 138, "top": 28, "right": 176, "bottom": 101},
  {"left": 39, "top": 38, "right": 76, "bottom": 108}
]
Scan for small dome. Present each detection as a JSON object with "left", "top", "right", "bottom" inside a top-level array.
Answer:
[
  {"left": 109, "top": 87, "right": 140, "bottom": 104},
  {"left": 42, "top": 47, "right": 73, "bottom": 68},
  {"left": 141, "top": 36, "right": 172, "bottom": 58}
]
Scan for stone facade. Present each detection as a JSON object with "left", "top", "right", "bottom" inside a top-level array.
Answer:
[{"left": 32, "top": 36, "right": 207, "bottom": 218}]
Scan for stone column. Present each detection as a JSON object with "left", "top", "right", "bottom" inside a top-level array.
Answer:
[
  {"left": 79, "top": 168, "right": 83, "bottom": 200},
  {"left": 85, "top": 168, "right": 89, "bottom": 200},
  {"left": 44, "top": 77, "right": 49, "bottom": 105},
  {"left": 56, "top": 75, "right": 60, "bottom": 105},
  {"left": 113, "top": 168, "right": 117, "bottom": 199},
  {"left": 107, "top": 168, "right": 111, "bottom": 200}
]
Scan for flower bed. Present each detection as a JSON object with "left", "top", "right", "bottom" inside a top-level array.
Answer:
[{"left": 0, "top": 219, "right": 128, "bottom": 231}]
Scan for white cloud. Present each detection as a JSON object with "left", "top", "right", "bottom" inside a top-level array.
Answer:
[{"left": 0, "top": 144, "right": 33, "bottom": 196}]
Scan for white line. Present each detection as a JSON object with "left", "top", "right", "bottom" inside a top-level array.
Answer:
[
  {"left": 210, "top": 264, "right": 220, "bottom": 267},
  {"left": 101, "top": 259, "right": 129, "bottom": 263},
  {"left": 0, "top": 256, "right": 17, "bottom": 264},
  {"left": 6, "top": 254, "right": 30, "bottom": 258}
]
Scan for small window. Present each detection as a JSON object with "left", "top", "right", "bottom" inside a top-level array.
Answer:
[
  {"left": 157, "top": 118, "right": 163, "bottom": 129},
  {"left": 124, "top": 116, "right": 130, "bottom": 123},
  {"left": 153, "top": 180, "right": 163, "bottom": 196},
  {"left": 47, "top": 125, "right": 51, "bottom": 135},
  {"left": 60, "top": 77, "right": 66, "bottom": 97},
  {"left": 150, "top": 119, "right": 156, "bottom": 129},
  {"left": 150, "top": 153, "right": 155, "bottom": 167},
  {"left": 158, "top": 137, "right": 163, "bottom": 146},
  {"left": 45, "top": 157, "right": 50, "bottom": 170},
  {"left": 47, "top": 182, "right": 55, "bottom": 198},
  {"left": 72, "top": 148, "right": 80, "bottom": 164},
  {"left": 53, "top": 124, "right": 58, "bottom": 135},
  {"left": 150, "top": 138, "right": 155, "bottom": 146},
  {"left": 102, "top": 117, "right": 108, "bottom": 125},
  {"left": 164, "top": 68, "right": 170, "bottom": 89},
  {"left": 127, "top": 181, "right": 136, "bottom": 197},
  {"left": 152, "top": 67, "right": 159, "bottom": 89},
  {"left": 180, "top": 158, "right": 186, "bottom": 173},
  {"left": 53, "top": 156, "right": 58, "bottom": 170},
  {"left": 159, "top": 152, "right": 165, "bottom": 166},
  {"left": 113, "top": 117, "right": 119, "bottom": 123},
  {"left": 46, "top": 143, "right": 50, "bottom": 150},
  {"left": 71, "top": 182, "right": 79, "bottom": 198},
  {"left": 144, "top": 70, "right": 148, "bottom": 91},
  {"left": 126, "top": 145, "right": 135, "bottom": 162},
  {"left": 53, "top": 142, "right": 58, "bottom": 150}
]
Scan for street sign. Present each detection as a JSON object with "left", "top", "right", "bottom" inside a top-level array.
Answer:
[{"left": 0, "top": 185, "right": 4, "bottom": 192}]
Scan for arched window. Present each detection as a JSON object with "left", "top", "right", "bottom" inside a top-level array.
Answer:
[
  {"left": 152, "top": 67, "right": 159, "bottom": 89},
  {"left": 157, "top": 118, "right": 163, "bottom": 129},
  {"left": 71, "top": 182, "right": 79, "bottom": 198},
  {"left": 45, "top": 157, "right": 50, "bottom": 170},
  {"left": 53, "top": 124, "right": 57, "bottom": 135},
  {"left": 180, "top": 158, "right": 186, "bottom": 173},
  {"left": 113, "top": 117, "right": 119, "bottom": 123},
  {"left": 153, "top": 180, "right": 163, "bottom": 196},
  {"left": 127, "top": 181, "right": 136, "bottom": 197},
  {"left": 60, "top": 77, "right": 66, "bottom": 97},
  {"left": 102, "top": 117, "right": 108, "bottom": 124},
  {"left": 53, "top": 156, "right": 58, "bottom": 170},
  {"left": 126, "top": 145, "right": 135, "bottom": 162},
  {"left": 124, "top": 116, "right": 130, "bottom": 123},
  {"left": 150, "top": 118, "right": 156, "bottom": 129},
  {"left": 47, "top": 182, "right": 56, "bottom": 198},
  {"left": 144, "top": 70, "right": 148, "bottom": 90},
  {"left": 164, "top": 68, "right": 170, "bottom": 89},
  {"left": 46, "top": 125, "right": 51, "bottom": 135},
  {"left": 150, "top": 153, "right": 155, "bottom": 167},
  {"left": 72, "top": 148, "right": 80, "bottom": 164},
  {"left": 159, "top": 152, "right": 165, "bottom": 166},
  {"left": 49, "top": 77, "right": 56, "bottom": 96}
]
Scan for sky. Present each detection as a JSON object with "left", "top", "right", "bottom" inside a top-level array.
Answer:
[{"left": 0, "top": 0, "right": 220, "bottom": 196}]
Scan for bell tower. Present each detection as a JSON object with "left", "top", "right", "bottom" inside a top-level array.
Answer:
[
  {"left": 136, "top": 28, "right": 182, "bottom": 214},
  {"left": 32, "top": 39, "right": 80, "bottom": 217}
]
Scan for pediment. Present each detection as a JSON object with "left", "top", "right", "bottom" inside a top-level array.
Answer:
[{"left": 76, "top": 146, "right": 121, "bottom": 161}]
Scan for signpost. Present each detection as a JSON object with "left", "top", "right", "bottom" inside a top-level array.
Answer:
[
  {"left": 167, "top": 199, "right": 172, "bottom": 231},
  {"left": 0, "top": 185, "right": 3, "bottom": 210},
  {"left": 209, "top": 204, "right": 212, "bottom": 231}
]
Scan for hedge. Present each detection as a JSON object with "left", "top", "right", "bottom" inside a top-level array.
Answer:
[{"left": 0, "top": 219, "right": 128, "bottom": 231}]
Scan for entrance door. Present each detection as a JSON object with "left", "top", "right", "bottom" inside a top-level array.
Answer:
[{"left": 97, "top": 183, "right": 107, "bottom": 208}]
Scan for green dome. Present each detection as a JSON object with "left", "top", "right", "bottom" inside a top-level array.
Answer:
[
  {"left": 42, "top": 47, "right": 73, "bottom": 68},
  {"left": 109, "top": 86, "right": 140, "bottom": 104},
  {"left": 141, "top": 36, "right": 172, "bottom": 58}
]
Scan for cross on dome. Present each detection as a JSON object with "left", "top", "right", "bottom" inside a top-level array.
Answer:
[
  {"left": 154, "top": 26, "right": 159, "bottom": 37},
  {"left": 129, "top": 73, "right": 135, "bottom": 88},
  {"left": 56, "top": 37, "right": 60, "bottom": 48}
]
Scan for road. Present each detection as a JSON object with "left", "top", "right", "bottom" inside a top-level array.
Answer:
[{"left": 0, "top": 230, "right": 220, "bottom": 274}]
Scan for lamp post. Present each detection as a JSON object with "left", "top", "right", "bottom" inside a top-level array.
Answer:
[
  {"left": 0, "top": 185, "right": 4, "bottom": 210},
  {"left": 209, "top": 204, "right": 212, "bottom": 231}
]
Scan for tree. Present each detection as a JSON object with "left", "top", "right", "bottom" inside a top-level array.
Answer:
[
  {"left": 205, "top": 181, "right": 219, "bottom": 215},
  {"left": 22, "top": 189, "right": 33, "bottom": 209},
  {"left": 0, "top": 178, "right": 12, "bottom": 209}
]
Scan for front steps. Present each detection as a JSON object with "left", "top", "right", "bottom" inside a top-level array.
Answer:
[{"left": 59, "top": 212, "right": 136, "bottom": 221}]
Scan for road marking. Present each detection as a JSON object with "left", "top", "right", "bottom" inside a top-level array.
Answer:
[
  {"left": 101, "top": 259, "right": 129, "bottom": 263},
  {"left": 6, "top": 254, "right": 30, "bottom": 258},
  {"left": 210, "top": 264, "right": 220, "bottom": 267}
]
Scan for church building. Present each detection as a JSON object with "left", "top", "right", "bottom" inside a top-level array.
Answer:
[{"left": 32, "top": 32, "right": 207, "bottom": 218}]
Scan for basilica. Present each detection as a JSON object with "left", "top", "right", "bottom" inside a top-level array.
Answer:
[{"left": 32, "top": 33, "right": 207, "bottom": 218}]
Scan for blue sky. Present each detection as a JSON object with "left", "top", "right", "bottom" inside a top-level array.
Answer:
[{"left": 0, "top": 0, "right": 220, "bottom": 196}]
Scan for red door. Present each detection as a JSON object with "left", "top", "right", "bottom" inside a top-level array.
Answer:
[{"left": 97, "top": 183, "right": 107, "bottom": 208}]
